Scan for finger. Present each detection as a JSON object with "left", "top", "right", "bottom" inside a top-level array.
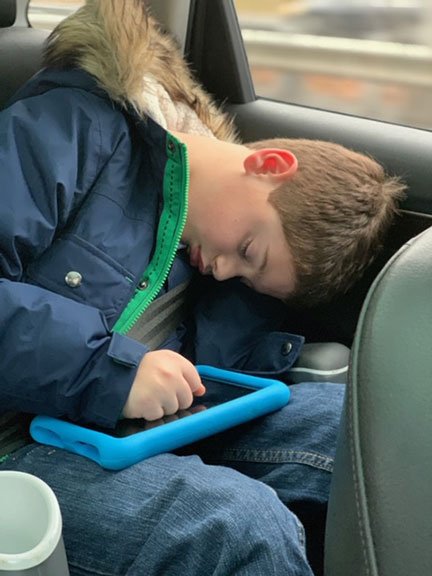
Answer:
[
  {"left": 161, "top": 394, "right": 180, "bottom": 416},
  {"left": 143, "top": 402, "right": 165, "bottom": 422},
  {"left": 194, "top": 385, "right": 206, "bottom": 397},
  {"left": 181, "top": 359, "right": 206, "bottom": 396},
  {"left": 176, "top": 379, "right": 193, "bottom": 410}
]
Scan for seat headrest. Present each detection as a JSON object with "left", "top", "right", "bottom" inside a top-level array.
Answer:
[{"left": 0, "top": 0, "right": 16, "bottom": 28}]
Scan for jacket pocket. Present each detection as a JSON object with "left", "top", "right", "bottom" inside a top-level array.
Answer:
[{"left": 25, "top": 234, "right": 135, "bottom": 322}]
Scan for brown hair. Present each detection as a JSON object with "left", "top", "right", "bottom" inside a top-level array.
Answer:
[{"left": 248, "top": 138, "right": 406, "bottom": 306}]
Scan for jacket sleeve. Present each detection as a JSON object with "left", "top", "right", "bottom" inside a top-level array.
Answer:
[
  {"left": 0, "top": 90, "right": 147, "bottom": 427},
  {"left": 192, "top": 278, "right": 304, "bottom": 379}
]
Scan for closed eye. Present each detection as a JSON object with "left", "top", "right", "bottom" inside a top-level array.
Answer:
[{"left": 239, "top": 238, "right": 252, "bottom": 261}]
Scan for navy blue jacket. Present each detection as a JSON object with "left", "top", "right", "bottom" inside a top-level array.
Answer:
[{"left": 0, "top": 68, "right": 303, "bottom": 427}]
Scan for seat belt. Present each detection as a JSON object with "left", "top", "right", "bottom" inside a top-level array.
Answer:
[{"left": 124, "top": 280, "right": 191, "bottom": 350}]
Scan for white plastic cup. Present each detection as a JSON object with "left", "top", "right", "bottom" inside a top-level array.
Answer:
[{"left": 0, "top": 471, "right": 69, "bottom": 575}]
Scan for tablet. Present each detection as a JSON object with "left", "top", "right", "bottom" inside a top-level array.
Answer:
[{"left": 30, "top": 365, "right": 290, "bottom": 470}]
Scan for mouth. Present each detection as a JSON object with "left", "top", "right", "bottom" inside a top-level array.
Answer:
[{"left": 189, "top": 245, "right": 206, "bottom": 274}]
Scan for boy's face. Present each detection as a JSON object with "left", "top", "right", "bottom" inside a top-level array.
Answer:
[{"left": 182, "top": 147, "right": 298, "bottom": 300}]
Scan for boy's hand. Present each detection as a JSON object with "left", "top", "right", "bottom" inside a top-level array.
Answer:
[{"left": 122, "top": 350, "right": 206, "bottom": 420}]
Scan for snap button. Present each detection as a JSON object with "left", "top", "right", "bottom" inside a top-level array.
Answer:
[
  {"left": 65, "top": 271, "right": 82, "bottom": 288},
  {"left": 167, "top": 139, "right": 176, "bottom": 153},
  {"left": 138, "top": 279, "right": 149, "bottom": 290},
  {"left": 281, "top": 341, "right": 293, "bottom": 356}
]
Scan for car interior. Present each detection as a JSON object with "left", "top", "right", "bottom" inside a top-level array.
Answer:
[{"left": 1, "top": 0, "right": 432, "bottom": 574}]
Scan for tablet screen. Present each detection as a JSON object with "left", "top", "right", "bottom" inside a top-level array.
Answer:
[{"left": 107, "top": 378, "right": 255, "bottom": 437}]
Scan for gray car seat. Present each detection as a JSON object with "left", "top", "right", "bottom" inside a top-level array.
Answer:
[
  {"left": 324, "top": 225, "right": 432, "bottom": 575},
  {"left": 0, "top": 0, "right": 48, "bottom": 109}
]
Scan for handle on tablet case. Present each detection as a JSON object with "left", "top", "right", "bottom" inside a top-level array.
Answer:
[{"left": 30, "top": 417, "right": 105, "bottom": 461}]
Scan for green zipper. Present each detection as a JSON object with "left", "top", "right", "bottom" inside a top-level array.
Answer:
[{"left": 112, "top": 134, "right": 189, "bottom": 335}]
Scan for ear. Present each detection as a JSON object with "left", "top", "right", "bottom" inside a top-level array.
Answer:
[{"left": 244, "top": 149, "right": 298, "bottom": 181}]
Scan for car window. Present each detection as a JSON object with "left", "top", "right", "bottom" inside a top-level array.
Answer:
[
  {"left": 235, "top": 0, "right": 432, "bottom": 130},
  {"left": 29, "top": 1, "right": 432, "bottom": 131},
  {"left": 28, "top": 0, "right": 83, "bottom": 29}
]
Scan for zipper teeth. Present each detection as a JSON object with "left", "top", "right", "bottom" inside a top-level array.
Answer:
[{"left": 117, "top": 143, "right": 190, "bottom": 334}]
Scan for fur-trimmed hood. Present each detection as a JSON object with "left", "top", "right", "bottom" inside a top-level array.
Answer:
[{"left": 44, "top": 0, "right": 237, "bottom": 142}]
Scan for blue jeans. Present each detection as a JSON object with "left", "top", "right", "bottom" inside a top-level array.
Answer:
[{"left": 1, "top": 382, "right": 344, "bottom": 575}]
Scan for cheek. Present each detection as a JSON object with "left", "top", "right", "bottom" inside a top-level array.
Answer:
[
  {"left": 259, "top": 264, "right": 296, "bottom": 299},
  {"left": 254, "top": 276, "right": 285, "bottom": 299},
  {"left": 202, "top": 214, "right": 240, "bottom": 249},
  {"left": 205, "top": 229, "right": 236, "bottom": 253}
]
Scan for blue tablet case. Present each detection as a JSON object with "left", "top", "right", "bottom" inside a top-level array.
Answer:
[{"left": 30, "top": 365, "right": 290, "bottom": 470}]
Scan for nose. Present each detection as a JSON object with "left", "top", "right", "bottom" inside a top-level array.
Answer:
[{"left": 212, "top": 255, "right": 237, "bottom": 281}]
